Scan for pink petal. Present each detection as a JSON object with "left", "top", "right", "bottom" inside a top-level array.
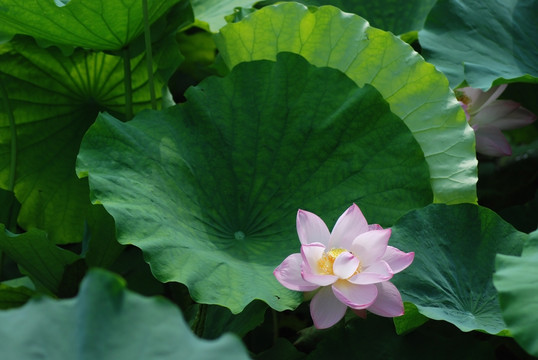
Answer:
[
  {"left": 350, "top": 229, "right": 391, "bottom": 267},
  {"left": 310, "top": 286, "right": 348, "bottom": 329},
  {"left": 472, "top": 100, "right": 519, "bottom": 126},
  {"left": 328, "top": 204, "right": 369, "bottom": 249},
  {"left": 368, "top": 224, "right": 383, "bottom": 231},
  {"left": 301, "top": 244, "right": 338, "bottom": 286},
  {"left": 474, "top": 125, "right": 512, "bottom": 156},
  {"left": 300, "top": 243, "right": 326, "bottom": 271},
  {"left": 348, "top": 260, "right": 393, "bottom": 284},
  {"left": 462, "top": 84, "right": 507, "bottom": 114},
  {"left": 366, "top": 281, "right": 404, "bottom": 317},
  {"left": 475, "top": 100, "right": 536, "bottom": 130},
  {"left": 382, "top": 246, "right": 414, "bottom": 274},
  {"left": 333, "top": 252, "right": 360, "bottom": 279},
  {"left": 296, "top": 209, "right": 331, "bottom": 245},
  {"left": 302, "top": 269, "right": 338, "bottom": 286},
  {"left": 274, "top": 253, "right": 319, "bottom": 291},
  {"left": 332, "top": 281, "right": 378, "bottom": 309}
]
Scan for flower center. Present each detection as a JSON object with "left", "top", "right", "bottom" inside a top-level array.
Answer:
[
  {"left": 317, "top": 248, "right": 360, "bottom": 276},
  {"left": 455, "top": 91, "right": 470, "bottom": 106}
]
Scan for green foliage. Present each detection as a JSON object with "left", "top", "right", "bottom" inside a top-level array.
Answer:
[
  {"left": 254, "top": 338, "right": 306, "bottom": 360},
  {"left": 306, "top": 314, "right": 496, "bottom": 359},
  {"left": 0, "top": 1, "right": 535, "bottom": 358},
  {"left": 293, "top": 0, "right": 437, "bottom": 34},
  {"left": 190, "top": 0, "right": 259, "bottom": 30},
  {"left": 215, "top": 2, "right": 477, "bottom": 204},
  {"left": 0, "top": 269, "right": 251, "bottom": 359},
  {"left": 77, "top": 52, "right": 432, "bottom": 313},
  {"left": 390, "top": 204, "right": 526, "bottom": 334},
  {"left": 393, "top": 302, "right": 429, "bottom": 335},
  {"left": 494, "top": 231, "right": 538, "bottom": 356},
  {"left": 83, "top": 205, "right": 125, "bottom": 269},
  {"left": 198, "top": 301, "right": 268, "bottom": 339},
  {"left": 420, "top": 0, "right": 538, "bottom": 89},
  {"left": 0, "top": 0, "right": 186, "bottom": 51},
  {"left": 0, "top": 283, "right": 35, "bottom": 309},
  {"left": 171, "top": 27, "right": 219, "bottom": 99},
  {"left": 0, "top": 224, "right": 80, "bottom": 294},
  {"left": 0, "top": 36, "right": 179, "bottom": 244}
]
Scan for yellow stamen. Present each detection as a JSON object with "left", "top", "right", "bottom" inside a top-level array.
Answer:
[
  {"left": 317, "top": 248, "right": 363, "bottom": 278},
  {"left": 317, "top": 248, "right": 347, "bottom": 275}
]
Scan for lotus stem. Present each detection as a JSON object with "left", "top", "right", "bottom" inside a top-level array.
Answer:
[{"left": 142, "top": 0, "right": 157, "bottom": 110}]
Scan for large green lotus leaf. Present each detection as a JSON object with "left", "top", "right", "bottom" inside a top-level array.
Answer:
[
  {"left": 420, "top": 0, "right": 538, "bottom": 89},
  {"left": 0, "top": 37, "right": 173, "bottom": 244},
  {"left": 0, "top": 224, "right": 80, "bottom": 294},
  {"left": 389, "top": 203, "right": 525, "bottom": 334},
  {"left": 288, "top": 0, "right": 437, "bottom": 34},
  {"left": 214, "top": 2, "right": 477, "bottom": 205},
  {"left": 0, "top": 0, "right": 183, "bottom": 51},
  {"left": 77, "top": 52, "right": 432, "bottom": 313},
  {"left": 190, "top": 0, "right": 259, "bottom": 31},
  {"left": 493, "top": 231, "right": 538, "bottom": 356},
  {"left": 0, "top": 269, "right": 250, "bottom": 360}
]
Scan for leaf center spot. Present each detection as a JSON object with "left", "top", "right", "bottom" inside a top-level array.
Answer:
[{"left": 234, "top": 231, "right": 246, "bottom": 240}]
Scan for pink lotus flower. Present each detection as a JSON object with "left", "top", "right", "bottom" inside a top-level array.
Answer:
[
  {"left": 456, "top": 84, "right": 536, "bottom": 157},
  {"left": 274, "top": 204, "right": 414, "bottom": 329}
]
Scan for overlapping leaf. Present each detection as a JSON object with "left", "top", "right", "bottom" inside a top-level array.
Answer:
[
  {"left": 190, "top": 0, "right": 259, "bottom": 31},
  {"left": 420, "top": 0, "right": 538, "bottom": 89},
  {"left": 0, "top": 284, "right": 35, "bottom": 310},
  {"left": 83, "top": 205, "right": 125, "bottom": 269},
  {"left": 0, "top": 224, "right": 80, "bottom": 294},
  {"left": 296, "top": 0, "right": 437, "bottom": 34},
  {"left": 389, "top": 204, "right": 526, "bottom": 334},
  {"left": 77, "top": 52, "right": 432, "bottom": 313},
  {"left": 214, "top": 2, "right": 477, "bottom": 204},
  {"left": 0, "top": 37, "right": 174, "bottom": 243},
  {"left": 494, "top": 230, "right": 538, "bottom": 357},
  {"left": 0, "top": 0, "right": 185, "bottom": 50},
  {"left": 0, "top": 269, "right": 250, "bottom": 360}
]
